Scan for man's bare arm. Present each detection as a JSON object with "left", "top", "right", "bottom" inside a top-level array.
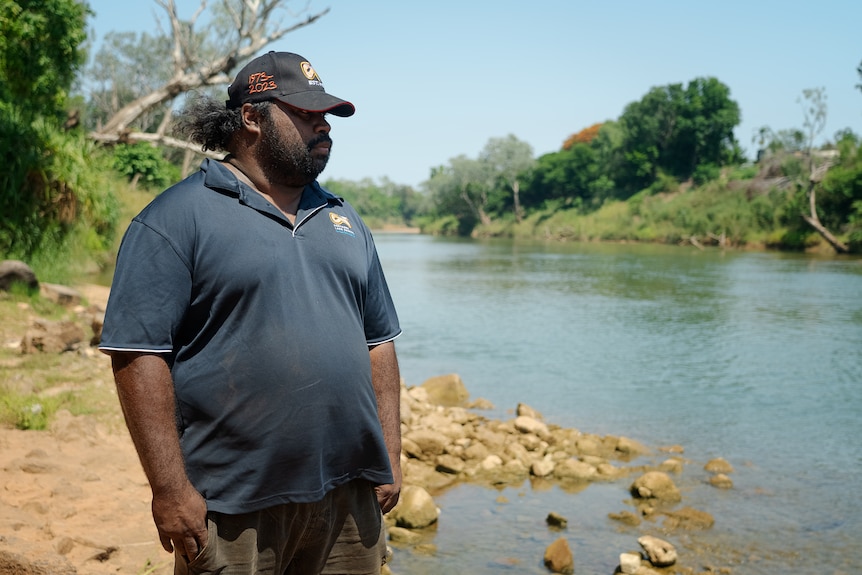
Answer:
[
  {"left": 368, "top": 341, "right": 402, "bottom": 513},
  {"left": 110, "top": 352, "right": 208, "bottom": 558}
]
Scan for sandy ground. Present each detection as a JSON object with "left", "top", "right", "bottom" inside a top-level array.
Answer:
[
  {"left": 0, "top": 283, "right": 175, "bottom": 575},
  {"left": 0, "top": 411, "right": 174, "bottom": 575}
]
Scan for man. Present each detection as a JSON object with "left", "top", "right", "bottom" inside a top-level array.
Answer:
[{"left": 99, "top": 51, "right": 402, "bottom": 575}]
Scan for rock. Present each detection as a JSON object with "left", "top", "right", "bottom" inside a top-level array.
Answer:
[
  {"left": 513, "top": 415, "right": 549, "bottom": 437},
  {"left": 608, "top": 510, "right": 641, "bottom": 527},
  {"left": 704, "top": 457, "right": 734, "bottom": 474},
  {"left": 387, "top": 526, "right": 422, "bottom": 545},
  {"left": 615, "top": 436, "right": 648, "bottom": 456},
  {"left": 39, "top": 283, "right": 81, "bottom": 306},
  {"left": 659, "top": 458, "right": 685, "bottom": 474},
  {"left": 661, "top": 506, "right": 715, "bottom": 530},
  {"left": 546, "top": 512, "right": 568, "bottom": 529},
  {"left": 0, "top": 260, "right": 38, "bottom": 291},
  {"left": 90, "top": 312, "right": 105, "bottom": 346},
  {"left": 543, "top": 537, "right": 574, "bottom": 574},
  {"left": 420, "top": 373, "right": 469, "bottom": 406},
  {"left": 516, "top": 402, "right": 543, "bottom": 420},
  {"left": 404, "top": 429, "right": 449, "bottom": 457},
  {"left": 20, "top": 319, "right": 86, "bottom": 354},
  {"left": 619, "top": 551, "right": 642, "bottom": 574},
  {"left": 637, "top": 535, "right": 677, "bottom": 567},
  {"left": 0, "top": 537, "right": 76, "bottom": 575},
  {"left": 468, "top": 397, "right": 495, "bottom": 410},
  {"left": 480, "top": 454, "right": 503, "bottom": 470},
  {"left": 435, "top": 454, "right": 465, "bottom": 474},
  {"left": 390, "top": 485, "right": 439, "bottom": 529},
  {"left": 554, "top": 458, "right": 597, "bottom": 481},
  {"left": 531, "top": 457, "right": 555, "bottom": 478},
  {"left": 708, "top": 473, "right": 733, "bottom": 489},
  {"left": 630, "top": 471, "right": 682, "bottom": 503}
]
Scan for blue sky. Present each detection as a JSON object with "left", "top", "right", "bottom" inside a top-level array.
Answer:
[{"left": 86, "top": 0, "right": 862, "bottom": 188}]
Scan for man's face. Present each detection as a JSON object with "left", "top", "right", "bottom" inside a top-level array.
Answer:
[{"left": 257, "top": 102, "right": 333, "bottom": 187}]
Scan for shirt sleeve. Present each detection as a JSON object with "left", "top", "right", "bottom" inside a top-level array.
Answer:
[
  {"left": 99, "top": 219, "right": 193, "bottom": 353},
  {"left": 363, "top": 240, "right": 402, "bottom": 345}
]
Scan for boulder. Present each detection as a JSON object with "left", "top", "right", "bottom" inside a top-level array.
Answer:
[
  {"left": 630, "top": 471, "right": 682, "bottom": 503},
  {"left": 0, "top": 537, "right": 76, "bottom": 575},
  {"left": 435, "top": 454, "right": 465, "bottom": 475},
  {"left": 543, "top": 537, "right": 574, "bottom": 574},
  {"left": 420, "top": 373, "right": 469, "bottom": 406},
  {"left": 637, "top": 535, "right": 677, "bottom": 567},
  {"left": 704, "top": 457, "right": 734, "bottom": 474},
  {"left": 554, "top": 458, "right": 597, "bottom": 481},
  {"left": 403, "top": 429, "right": 449, "bottom": 457},
  {"left": 708, "top": 473, "right": 733, "bottom": 489},
  {"left": 546, "top": 511, "right": 568, "bottom": 529},
  {"left": 661, "top": 506, "right": 715, "bottom": 530},
  {"left": 513, "top": 415, "right": 549, "bottom": 438},
  {"left": 0, "top": 260, "right": 38, "bottom": 291},
  {"left": 516, "top": 402, "right": 543, "bottom": 420},
  {"left": 390, "top": 485, "right": 439, "bottom": 529},
  {"left": 39, "top": 283, "right": 81, "bottom": 306},
  {"left": 619, "top": 551, "right": 642, "bottom": 574},
  {"left": 531, "top": 457, "right": 555, "bottom": 478},
  {"left": 20, "top": 319, "right": 86, "bottom": 354}
]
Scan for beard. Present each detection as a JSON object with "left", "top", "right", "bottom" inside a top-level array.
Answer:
[{"left": 258, "top": 115, "right": 331, "bottom": 187}]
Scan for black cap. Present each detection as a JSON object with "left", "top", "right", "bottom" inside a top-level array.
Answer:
[{"left": 226, "top": 51, "right": 355, "bottom": 117}]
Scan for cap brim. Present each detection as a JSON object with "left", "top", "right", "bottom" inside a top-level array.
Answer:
[{"left": 275, "top": 92, "right": 355, "bottom": 117}]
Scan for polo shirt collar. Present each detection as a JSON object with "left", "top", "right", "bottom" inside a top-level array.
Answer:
[{"left": 199, "top": 159, "right": 344, "bottom": 225}]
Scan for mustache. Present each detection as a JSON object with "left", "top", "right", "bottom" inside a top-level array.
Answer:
[{"left": 307, "top": 133, "right": 332, "bottom": 150}]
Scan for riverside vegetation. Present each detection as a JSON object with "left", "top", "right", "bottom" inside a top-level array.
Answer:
[{"left": 1, "top": 275, "right": 742, "bottom": 575}]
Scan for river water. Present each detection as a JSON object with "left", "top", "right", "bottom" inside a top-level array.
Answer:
[{"left": 372, "top": 234, "right": 862, "bottom": 575}]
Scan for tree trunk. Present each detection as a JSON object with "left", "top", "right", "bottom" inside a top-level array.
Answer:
[
  {"left": 802, "top": 182, "right": 849, "bottom": 253},
  {"left": 512, "top": 179, "right": 523, "bottom": 223}
]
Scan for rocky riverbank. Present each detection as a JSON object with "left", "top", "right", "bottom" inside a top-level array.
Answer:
[{"left": 0, "top": 269, "right": 738, "bottom": 574}]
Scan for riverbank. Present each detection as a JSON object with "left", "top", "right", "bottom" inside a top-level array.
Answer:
[{"left": 0, "top": 281, "right": 747, "bottom": 575}]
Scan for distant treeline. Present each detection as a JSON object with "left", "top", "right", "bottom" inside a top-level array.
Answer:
[{"left": 2, "top": 0, "right": 861, "bottom": 285}]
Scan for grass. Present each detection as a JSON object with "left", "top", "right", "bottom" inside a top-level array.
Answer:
[{"left": 0, "top": 288, "right": 121, "bottom": 431}]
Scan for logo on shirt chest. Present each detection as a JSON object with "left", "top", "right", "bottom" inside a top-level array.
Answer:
[{"left": 329, "top": 212, "right": 355, "bottom": 237}]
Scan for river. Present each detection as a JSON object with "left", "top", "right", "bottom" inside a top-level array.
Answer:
[{"left": 372, "top": 234, "right": 862, "bottom": 575}]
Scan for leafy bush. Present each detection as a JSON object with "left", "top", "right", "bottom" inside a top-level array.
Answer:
[{"left": 112, "top": 142, "right": 180, "bottom": 190}]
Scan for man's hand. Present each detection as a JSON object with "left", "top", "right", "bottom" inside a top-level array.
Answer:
[
  {"left": 375, "top": 454, "right": 402, "bottom": 514},
  {"left": 374, "top": 482, "right": 401, "bottom": 514},
  {"left": 152, "top": 481, "right": 209, "bottom": 558}
]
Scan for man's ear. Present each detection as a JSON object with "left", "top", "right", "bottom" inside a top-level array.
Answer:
[{"left": 240, "top": 103, "right": 264, "bottom": 134}]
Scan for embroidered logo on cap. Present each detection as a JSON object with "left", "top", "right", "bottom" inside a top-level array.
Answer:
[{"left": 300, "top": 61, "right": 324, "bottom": 88}]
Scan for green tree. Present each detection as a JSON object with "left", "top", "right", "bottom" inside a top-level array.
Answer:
[
  {"left": 0, "top": 0, "right": 89, "bottom": 120},
  {"left": 323, "top": 177, "right": 421, "bottom": 228},
  {"left": 478, "top": 134, "right": 534, "bottom": 222},
  {"left": 0, "top": 0, "right": 111, "bottom": 262},
  {"left": 618, "top": 77, "right": 741, "bottom": 193}
]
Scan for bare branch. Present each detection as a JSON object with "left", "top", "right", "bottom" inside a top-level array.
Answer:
[{"left": 91, "top": 1, "right": 329, "bottom": 141}]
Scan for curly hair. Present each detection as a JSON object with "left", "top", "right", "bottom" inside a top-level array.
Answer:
[{"left": 174, "top": 94, "right": 272, "bottom": 153}]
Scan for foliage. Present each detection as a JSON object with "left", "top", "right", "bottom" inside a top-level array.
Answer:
[
  {"left": 112, "top": 142, "right": 181, "bottom": 190},
  {"left": 0, "top": 0, "right": 120, "bottom": 270},
  {"left": 323, "top": 177, "right": 424, "bottom": 228},
  {"left": 563, "top": 123, "right": 603, "bottom": 149},
  {"left": 0, "top": 0, "right": 90, "bottom": 120},
  {"left": 617, "top": 77, "right": 742, "bottom": 193},
  {"left": 424, "top": 136, "right": 535, "bottom": 235},
  {"left": 817, "top": 135, "right": 862, "bottom": 248}
]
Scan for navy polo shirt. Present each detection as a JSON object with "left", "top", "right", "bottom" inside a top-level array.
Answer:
[{"left": 100, "top": 159, "right": 401, "bottom": 514}]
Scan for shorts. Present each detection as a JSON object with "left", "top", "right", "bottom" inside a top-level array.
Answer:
[{"left": 175, "top": 479, "right": 388, "bottom": 575}]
